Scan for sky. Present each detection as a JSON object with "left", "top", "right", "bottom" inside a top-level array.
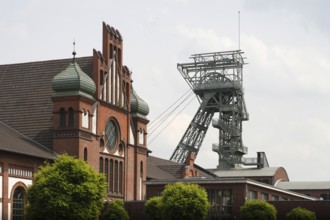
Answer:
[{"left": 1, "top": 0, "right": 330, "bottom": 181}]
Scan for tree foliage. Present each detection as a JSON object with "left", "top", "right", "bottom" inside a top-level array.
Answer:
[
  {"left": 161, "top": 182, "right": 210, "bottom": 220},
  {"left": 286, "top": 207, "right": 316, "bottom": 220},
  {"left": 101, "top": 200, "right": 129, "bottom": 220},
  {"left": 144, "top": 196, "right": 163, "bottom": 220},
  {"left": 26, "top": 154, "right": 107, "bottom": 220},
  {"left": 239, "top": 200, "right": 277, "bottom": 220}
]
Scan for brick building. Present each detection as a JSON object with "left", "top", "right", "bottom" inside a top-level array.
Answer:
[
  {"left": 0, "top": 22, "right": 149, "bottom": 220},
  {"left": 146, "top": 154, "right": 316, "bottom": 220}
]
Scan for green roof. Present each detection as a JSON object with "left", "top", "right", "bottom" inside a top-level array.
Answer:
[
  {"left": 51, "top": 61, "right": 96, "bottom": 100},
  {"left": 131, "top": 86, "right": 149, "bottom": 119}
]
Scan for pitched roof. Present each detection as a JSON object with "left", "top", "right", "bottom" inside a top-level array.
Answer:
[
  {"left": 147, "top": 156, "right": 183, "bottom": 180},
  {"left": 0, "top": 57, "right": 93, "bottom": 148},
  {"left": 209, "top": 167, "right": 283, "bottom": 178},
  {"left": 147, "top": 155, "right": 216, "bottom": 180},
  {"left": 276, "top": 181, "right": 330, "bottom": 190},
  {"left": 0, "top": 121, "right": 56, "bottom": 159}
]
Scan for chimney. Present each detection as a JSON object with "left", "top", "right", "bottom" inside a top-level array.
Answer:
[{"left": 182, "top": 152, "right": 199, "bottom": 178}]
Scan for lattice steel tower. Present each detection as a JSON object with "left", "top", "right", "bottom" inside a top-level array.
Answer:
[{"left": 170, "top": 50, "right": 249, "bottom": 168}]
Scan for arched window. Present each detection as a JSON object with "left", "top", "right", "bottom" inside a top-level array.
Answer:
[
  {"left": 84, "top": 148, "right": 88, "bottom": 161},
  {"left": 13, "top": 186, "right": 25, "bottom": 220},
  {"left": 82, "top": 109, "right": 89, "bottom": 128},
  {"left": 60, "top": 108, "right": 66, "bottom": 127},
  {"left": 119, "top": 161, "right": 123, "bottom": 194},
  {"left": 99, "top": 157, "right": 103, "bottom": 173},
  {"left": 138, "top": 129, "right": 144, "bottom": 145},
  {"left": 114, "top": 160, "right": 118, "bottom": 193},
  {"left": 110, "top": 159, "right": 114, "bottom": 193},
  {"left": 105, "top": 159, "right": 109, "bottom": 183},
  {"left": 105, "top": 120, "right": 119, "bottom": 151},
  {"left": 68, "top": 108, "right": 74, "bottom": 127},
  {"left": 140, "top": 161, "right": 143, "bottom": 199}
]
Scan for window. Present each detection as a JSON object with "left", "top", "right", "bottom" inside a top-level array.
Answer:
[
  {"left": 82, "top": 109, "right": 89, "bottom": 128},
  {"left": 207, "top": 189, "right": 232, "bottom": 220},
  {"left": 84, "top": 148, "right": 87, "bottom": 161},
  {"left": 110, "top": 160, "right": 114, "bottom": 193},
  {"left": 139, "top": 129, "right": 144, "bottom": 145},
  {"left": 99, "top": 157, "right": 103, "bottom": 173},
  {"left": 114, "top": 161, "right": 118, "bottom": 193},
  {"left": 60, "top": 108, "right": 66, "bottom": 127},
  {"left": 105, "top": 159, "right": 109, "bottom": 182},
  {"left": 105, "top": 120, "right": 119, "bottom": 151},
  {"left": 139, "top": 161, "right": 143, "bottom": 199},
  {"left": 119, "top": 161, "right": 123, "bottom": 194},
  {"left": 271, "top": 195, "right": 279, "bottom": 201},
  {"left": 100, "top": 138, "right": 105, "bottom": 148},
  {"left": 220, "top": 190, "right": 232, "bottom": 217},
  {"left": 68, "top": 108, "right": 74, "bottom": 127},
  {"left": 320, "top": 193, "right": 328, "bottom": 200},
  {"left": 13, "top": 187, "right": 25, "bottom": 220},
  {"left": 118, "top": 143, "right": 124, "bottom": 154},
  {"left": 261, "top": 193, "right": 269, "bottom": 200},
  {"left": 249, "top": 190, "right": 257, "bottom": 200}
]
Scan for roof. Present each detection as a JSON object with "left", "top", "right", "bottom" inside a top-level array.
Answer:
[
  {"left": 130, "top": 86, "right": 149, "bottom": 119},
  {"left": 209, "top": 167, "right": 283, "bottom": 178},
  {"left": 0, "top": 57, "right": 93, "bottom": 148},
  {"left": 146, "top": 178, "right": 317, "bottom": 201},
  {"left": 276, "top": 181, "right": 330, "bottom": 190},
  {"left": 52, "top": 61, "right": 96, "bottom": 100},
  {"left": 0, "top": 121, "right": 56, "bottom": 159},
  {"left": 147, "top": 155, "right": 216, "bottom": 180}
]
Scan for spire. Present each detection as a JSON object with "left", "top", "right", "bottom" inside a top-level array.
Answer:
[{"left": 72, "top": 40, "right": 76, "bottom": 62}]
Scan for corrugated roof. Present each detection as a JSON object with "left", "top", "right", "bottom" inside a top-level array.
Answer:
[
  {"left": 0, "top": 121, "right": 56, "bottom": 159},
  {"left": 0, "top": 57, "right": 93, "bottom": 148},
  {"left": 276, "top": 181, "right": 330, "bottom": 190},
  {"left": 209, "top": 167, "right": 281, "bottom": 177}
]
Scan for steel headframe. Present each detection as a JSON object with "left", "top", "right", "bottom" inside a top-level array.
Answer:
[{"left": 170, "top": 50, "right": 249, "bottom": 168}]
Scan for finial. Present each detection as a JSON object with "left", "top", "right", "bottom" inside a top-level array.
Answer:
[{"left": 72, "top": 39, "right": 76, "bottom": 62}]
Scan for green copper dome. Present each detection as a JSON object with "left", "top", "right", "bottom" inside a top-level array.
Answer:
[
  {"left": 131, "top": 86, "right": 149, "bottom": 119},
  {"left": 51, "top": 62, "right": 96, "bottom": 100}
]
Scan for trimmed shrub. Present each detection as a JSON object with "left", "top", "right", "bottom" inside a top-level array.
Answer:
[
  {"left": 101, "top": 200, "right": 129, "bottom": 220},
  {"left": 161, "top": 182, "right": 210, "bottom": 220},
  {"left": 144, "top": 196, "right": 163, "bottom": 220},
  {"left": 239, "top": 200, "right": 277, "bottom": 220},
  {"left": 286, "top": 207, "right": 316, "bottom": 220},
  {"left": 26, "top": 154, "right": 106, "bottom": 220}
]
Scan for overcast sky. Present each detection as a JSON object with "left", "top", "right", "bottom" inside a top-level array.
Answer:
[{"left": 1, "top": 0, "right": 330, "bottom": 181}]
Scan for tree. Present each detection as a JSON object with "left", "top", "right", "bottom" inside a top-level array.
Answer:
[
  {"left": 101, "top": 200, "right": 129, "bottom": 220},
  {"left": 286, "top": 207, "right": 316, "bottom": 220},
  {"left": 239, "top": 200, "right": 277, "bottom": 220},
  {"left": 161, "top": 182, "right": 210, "bottom": 220},
  {"left": 26, "top": 154, "right": 107, "bottom": 220},
  {"left": 144, "top": 196, "right": 163, "bottom": 220}
]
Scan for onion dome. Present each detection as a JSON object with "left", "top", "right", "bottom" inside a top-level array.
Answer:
[
  {"left": 51, "top": 62, "right": 96, "bottom": 100},
  {"left": 131, "top": 86, "right": 149, "bottom": 119}
]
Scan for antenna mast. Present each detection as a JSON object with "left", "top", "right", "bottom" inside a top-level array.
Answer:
[{"left": 238, "top": 11, "right": 240, "bottom": 50}]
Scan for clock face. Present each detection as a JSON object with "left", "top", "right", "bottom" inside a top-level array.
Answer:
[{"left": 105, "top": 120, "right": 118, "bottom": 151}]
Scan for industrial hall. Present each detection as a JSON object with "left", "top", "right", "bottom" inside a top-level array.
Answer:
[{"left": 1, "top": 22, "right": 330, "bottom": 220}]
